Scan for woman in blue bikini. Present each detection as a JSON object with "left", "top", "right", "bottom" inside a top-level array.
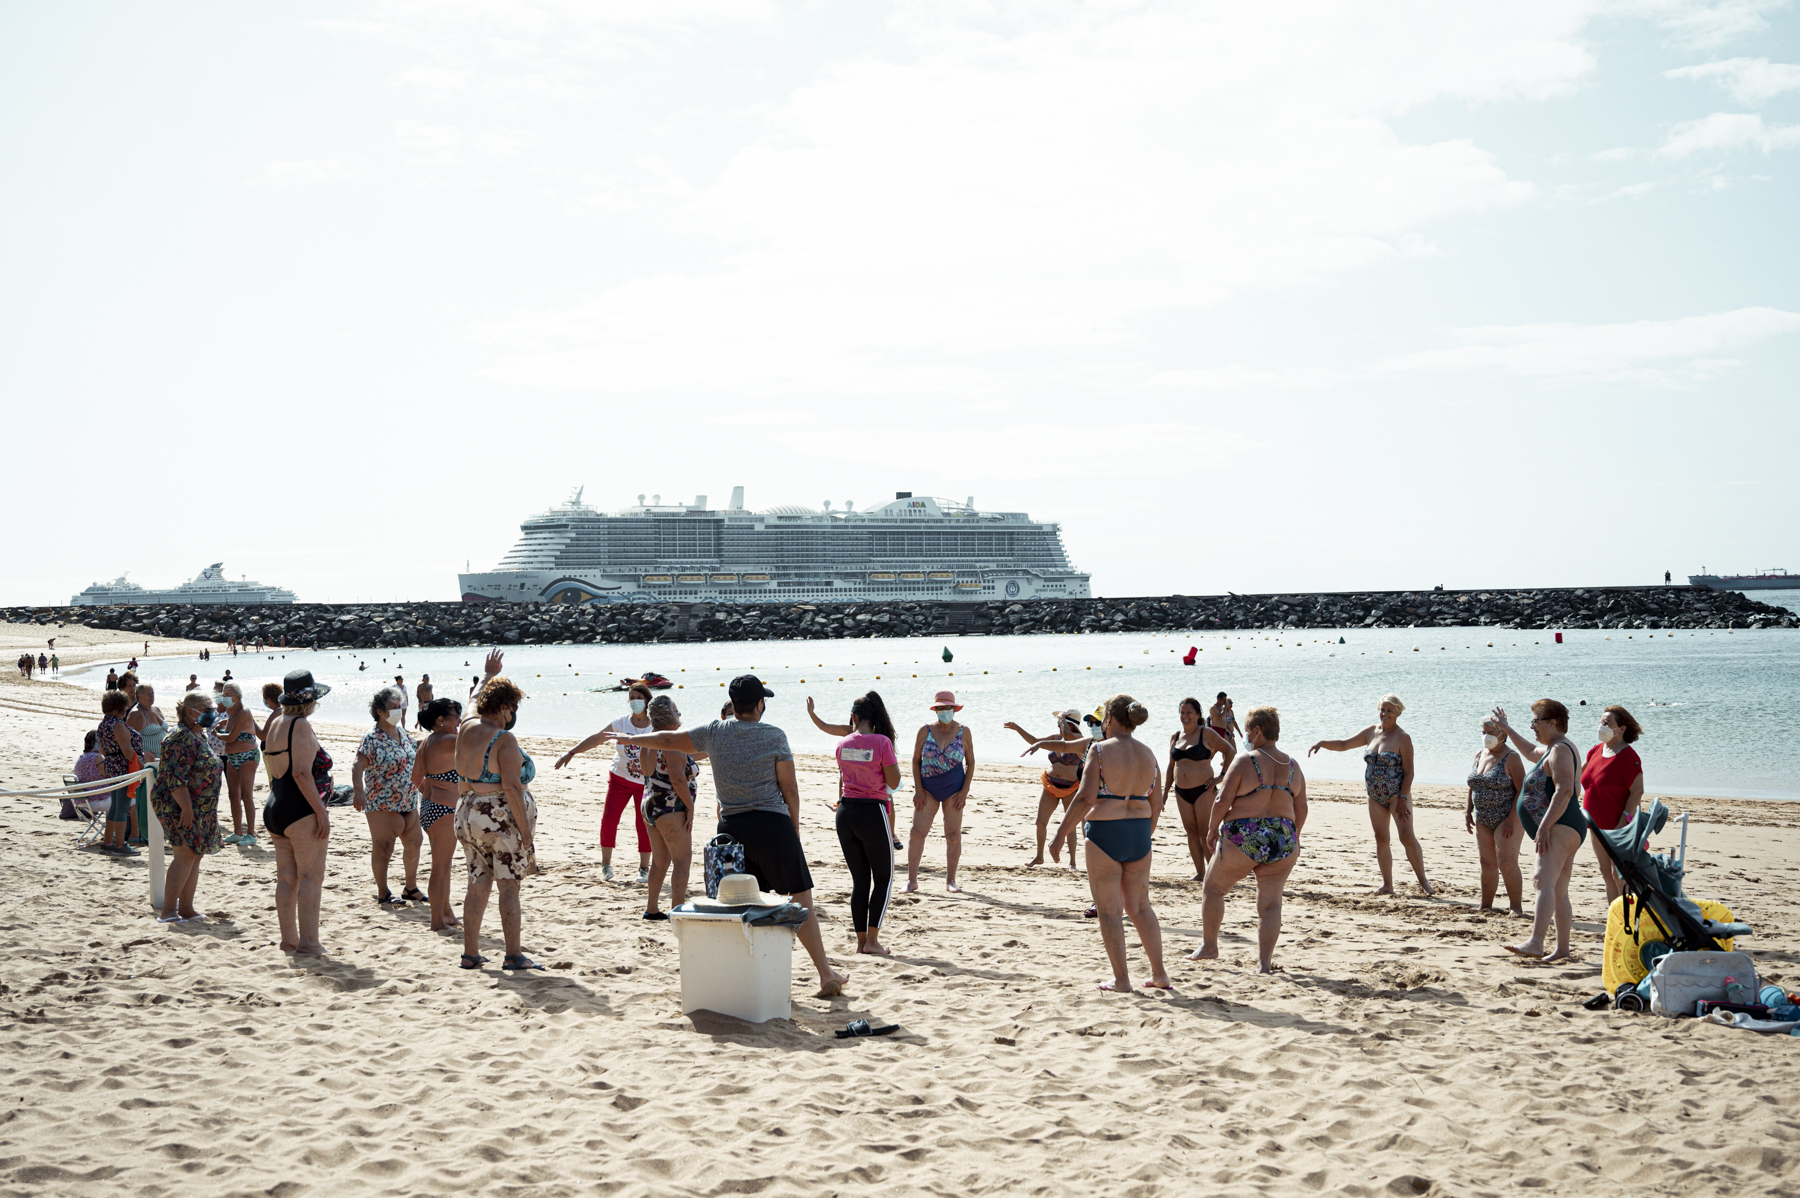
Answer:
[
  {"left": 1049, "top": 695, "right": 1170, "bottom": 993},
  {"left": 1308, "top": 694, "right": 1433, "bottom": 896},
  {"left": 1195, "top": 706, "right": 1307, "bottom": 974}
]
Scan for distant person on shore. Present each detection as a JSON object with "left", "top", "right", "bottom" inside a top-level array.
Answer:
[
  {"left": 1049, "top": 694, "right": 1170, "bottom": 991},
  {"left": 409, "top": 698, "right": 465, "bottom": 932},
  {"left": 456, "top": 662, "right": 545, "bottom": 972},
  {"left": 186, "top": 674, "right": 199, "bottom": 692},
  {"left": 907, "top": 691, "right": 974, "bottom": 893},
  {"left": 353, "top": 686, "right": 422, "bottom": 906},
  {"left": 263, "top": 670, "right": 334, "bottom": 955},
  {"left": 638, "top": 695, "right": 700, "bottom": 920},
  {"left": 809, "top": 692, "right": 902, "bottom": 955},
  {"left": 1492, "top": 700, "right": 1586, "bottom": 962},
  {"left": 1208, "top": 693, "right": 1240, "bottom": 750},
  {"left": 1166, "top": 697, "right": 1232, "bottom": 881},
  {"left": 1192, "top": 705, "right": 1306, "bottom": 974},
  {"left": 105, "top": 668, "right": 118, "bottom": 690},
  {"left": 152, "top": 691, "right": 225, "bottom": 922},
  {"left": 1582, "top": 706, "right": 1644, "bottom": 904},
  {"left": 393, "top": 676, "right": 408, "bottom": 723},
  {"left": 1465, "top": 718, "right": 1525, "bottom": 914},
  {"left": 37, "top": 653, "right": 48, "bottom": 673},
  {"left": 1003, "top": 710, "right": 1086, "bottom": 867},
  {"left": 95, "top": 690, "right": 143, "bottom": 855},
  {"left": 218, "top": 683, "right": 260, "bottom": 846},
  {"left": 553, "top": 682, "right": 653, "bottom": 882},
  {"left": 1309, "top": 695, "right": 1434, "bottom": 897},
  {"left": 49, "top": 653, "right": 58, "bottom": 673},
  {"left": 601, "top": 675, "right": 847, "bottom": 997},
  {"left": 417, "top": 674, "right": 434, "bottom": 708}
]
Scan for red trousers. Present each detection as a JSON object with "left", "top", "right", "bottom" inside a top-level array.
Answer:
[{"left": 601, "top": 773, "right": 649, "bottom": 853}]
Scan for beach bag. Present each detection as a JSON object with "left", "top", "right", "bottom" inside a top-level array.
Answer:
[
  {"left": 59, "top": 797, "right": 78, "bottom": 820},
  {"left": 1601, "top": 896, "right": 1739, "bottom": 993},
  {"left": 1648, "top": 949, "right": 1758, "bottom": 1018},
  {"left": 703, "top": 834, "right": 745, "bottom": 899}
]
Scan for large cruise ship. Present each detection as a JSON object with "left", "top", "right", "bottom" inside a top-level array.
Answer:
[
  {"left": 1689, "top": 568, "right": 1795, "bottom": 591},
  {"left": 70, "top": 563, "right": 297, "bottom": 606},
  {"left": 460, "top": 487, "right": 1091, "bottom": 605}
]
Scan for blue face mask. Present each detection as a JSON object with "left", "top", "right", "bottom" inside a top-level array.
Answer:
[
  {"left": 218, "top": 696, "right": 234, "bottom": 709},
  {"left": 196, "top": 710, "right": 216, "bottom": 729},
  {"left": 629, "top": 699, "right": 647, "bottom": 714},
  {"left": 935, "top": 709, "right": 955, "bottom": 724}
]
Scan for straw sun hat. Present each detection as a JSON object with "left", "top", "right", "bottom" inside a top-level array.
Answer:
[{"left": 690, "top": 873, "right": 787, "bottom": 909}]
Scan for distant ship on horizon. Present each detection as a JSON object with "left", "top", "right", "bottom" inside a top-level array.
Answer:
[
  {"left": 460, "top": 486, "right": 1090, "bottom": 604},
  {"left": 1689, "top": 567, "right": 1795, "bottom": 592},
  {"left": 71, "top": 563, "right": 297, "bottom": 606}
]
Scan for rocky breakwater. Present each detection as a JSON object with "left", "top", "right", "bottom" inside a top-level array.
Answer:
[{"left": 3, "top": 585, "right": 1793, "bottom": 649}]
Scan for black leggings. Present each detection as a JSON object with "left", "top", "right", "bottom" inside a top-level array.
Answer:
[{"left": 835, "top": 801, "right": 895, "bottom": 932}]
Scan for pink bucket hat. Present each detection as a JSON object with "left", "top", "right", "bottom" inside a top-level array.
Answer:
[{"left": 930, "top": 690, "right": 963, "bottom": 711}]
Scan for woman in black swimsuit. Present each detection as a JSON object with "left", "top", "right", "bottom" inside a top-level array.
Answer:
[
  {"left": 1003, "top": 711, "right": 1087, "bottom": 867},
  {"left": 409, "top": 698, "right": 464, "bottom": 932},
  {"left": 1165, "top": 697, "right": 1232, "bottom": 881},
  {"left": 262, "top": 670, "right": 334, "bottom": 955}
]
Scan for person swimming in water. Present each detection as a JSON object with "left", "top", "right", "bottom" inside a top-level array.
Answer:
[
  {"left": 1308, "top": 694, "right": 1433, "bottom": 897},
  {"left": 1048, "top": 694, "right": 1170, "bottom": 993}
]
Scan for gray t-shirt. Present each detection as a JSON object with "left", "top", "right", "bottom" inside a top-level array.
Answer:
[{"left": 686, "top": 718, "right": 794, "bottom": 817}]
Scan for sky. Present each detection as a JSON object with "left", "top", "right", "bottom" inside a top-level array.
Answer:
[{"left": 2, "top": 0, "right": 1796, "bottom": 604}]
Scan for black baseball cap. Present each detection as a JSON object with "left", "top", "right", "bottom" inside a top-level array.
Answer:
[{"left": 728, "top": 674, "right": 774, "bottom": 705}]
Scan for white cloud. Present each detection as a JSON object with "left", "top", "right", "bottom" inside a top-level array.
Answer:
[
  {"left": 1666, "top": 56, "right": 1800, "bottom": 104},
  {"left": 480, "top": 1, "right": 1590, "bottom": 399},
  {"left": 395, "top": 119, "right": 465, "bottom": 165},
  {"left": 1658, "top": 111, "right": 1800, "bottom": 156},
  {"left": 1381, "top": 307, "right": 1800, "bottom": 386},
  {"left": 1616, "top": 0, "right": 1788, "bottom": 48},
  {"left": 471, "top": 127, "right": 545, "bottom": 158},
  {"left": 248, "top": 159, "right": 358, "bottom": 187}
]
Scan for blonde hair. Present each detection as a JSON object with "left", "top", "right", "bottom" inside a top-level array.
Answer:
[
  {"left": 1380, "top": 693, "right": 1405, "bottom": 715},
  {"left": 1246, "top": 706, "right": 1281, "bottom": 741},
  {"left": 281, "top": 701, "right": 318, "bottom": 718}
]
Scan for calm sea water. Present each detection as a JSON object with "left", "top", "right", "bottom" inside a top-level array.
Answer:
[{"left": 66, "top": 624, "right": 1800, "bottom": 800}]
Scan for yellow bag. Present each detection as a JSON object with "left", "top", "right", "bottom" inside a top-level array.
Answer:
[{"left": 1601, "top": 896, "right": 1737, "bottom": 993}]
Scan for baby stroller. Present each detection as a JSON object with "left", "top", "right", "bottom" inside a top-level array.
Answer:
[{"left": 1595, "top": 798, "right": 1752, "bottom": 1005}]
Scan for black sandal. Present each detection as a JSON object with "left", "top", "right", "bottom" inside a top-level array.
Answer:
[
  {"left": 642, "top": 911, "right": 670, "bottom": 921},
  {"left": 459, "top": 954, "right": 489, "bottom": 969},
  {"left": 377, "top": 891, "right": 398, "bottom": 905},
  {"left": 401, "top": 887, "right": 426, "bottom": 902},
  {"left": 502, "top": 954, "right": 545, "bottom": 971}
]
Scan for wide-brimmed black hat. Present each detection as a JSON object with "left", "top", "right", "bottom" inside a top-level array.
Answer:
[{"left": 279, "top": 668, "right": 331, "bottom": 705}]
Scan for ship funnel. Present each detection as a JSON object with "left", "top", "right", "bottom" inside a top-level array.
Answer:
[
  {"left": 653, "top": 494, "right": 661, "bottom": 506},
  {"left": 693, "top": 494, "right": 706, "bottom": 510},
  {"left": 729, "top": 485, "right": 744, "bottom": 511},
  {"left": 846, "top": 500, "right": 854, "bottom": 512}
]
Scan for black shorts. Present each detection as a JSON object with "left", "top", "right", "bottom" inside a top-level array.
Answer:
[{"left": 718, "top": 809, "right": 814, "bottom": 896}]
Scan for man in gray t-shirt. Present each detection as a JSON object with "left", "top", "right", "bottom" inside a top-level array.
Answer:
[
  {"left": 601, "top": 674, "right": 847, "bottom": 997},
  {"left": 686, "top": 718, "right": 794, "bottom": 818}
]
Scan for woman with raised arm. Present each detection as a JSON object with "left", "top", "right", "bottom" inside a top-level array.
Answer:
[
  {"left": 1165, "top": 697, "right": 1232, "bottom": 881},
  {"left": 1465, "top": 718, "right": 1526, "bottom": 914},
  {"left": 1581, "top": 705, "right": 1645, "bottom": 905},
  {"left": 1002, "top": 710, "right": 1087, "bottom": 867},
  {"left": 1492, "top": 700, "right": 1587, "bottom": 962},
  {"left": 809, "top": 692, "right": 903, "bottom": 955},
  {"left": 1308, "top": 694, "right": 1433, "bottom": 896},
  {"left": 639, "top": 695, "right": 700, "bottom": 921},
  {"left": 409, "top": 698, "right": 464, "bottom": 931},
  {"left": 1049, "top": 694, "right": 1167, "bottom": 992},
  {"left": 262, "top": 670, "right": 334, "bottom": 955},
  {"left": 1192, "top": 705, "right": 1306, "bottom": 974},
  {"left": 907, "top": 691, "right": 975, "bottom": 894},
  {"left": 554, "top": 682, "right": 653, "bottom": 882},
  {"left": 455, "top": 658, "right": 543, "bottom": 973}
]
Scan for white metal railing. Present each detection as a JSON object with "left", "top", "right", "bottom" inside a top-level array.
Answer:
[{"left": 1, "top": 766, "right": 166, "bottom": 909}]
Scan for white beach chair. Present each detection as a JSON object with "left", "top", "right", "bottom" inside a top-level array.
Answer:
[{"left": 65, "top": 776, "right": 114, "bottom": 847}]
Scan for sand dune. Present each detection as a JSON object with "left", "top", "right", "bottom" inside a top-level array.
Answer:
[{"left": 2, "top": 629, "right": 1796, "bottom": 1195}]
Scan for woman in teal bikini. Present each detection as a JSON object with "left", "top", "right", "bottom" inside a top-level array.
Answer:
[
  {"left": 1195, "top": 706, "right": 1307, "bottom": 974},
  {"left": 1492, "top": 699, "right": 1587, "bottom": 963},
  {"left": 1308, "top": 694, "right": 1433, "bottom": 896},
  {"left": 1049, "top": 695, "right": 1170, "bottom": 993},
  {"left": 217, "top": 682, "right": 261, "bottom": 846}
]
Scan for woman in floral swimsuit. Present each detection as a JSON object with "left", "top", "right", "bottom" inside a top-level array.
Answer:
[
  {"left": 1193, "top": 706, "right": 1307, "bottom": 975},
  {"left": 353, "top": 685, "right": 422, "bottom": 906},
  {"left": 1308, "top": 694, "right": 1433, "bottom": 897},
  {"left": 1464, "top": 718, "right": 1525, "bottom": 913},
  {"left": 151, "top": 691, "right": 226, "bottom": 921},
  {"left": 639, "top": 695, "right": 702, "bottom": 921}
]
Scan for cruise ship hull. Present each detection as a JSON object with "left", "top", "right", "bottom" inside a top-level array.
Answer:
[
  {"left": 1689, "top": 574, "right": 1796, "bottom": 591},
  {"left": 459, "top": 568, "right": 1088, "bottom": 605}
]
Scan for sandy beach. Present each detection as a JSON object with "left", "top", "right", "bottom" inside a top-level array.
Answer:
[{"left": 2, "top": 625, "right": 1797, "bottom": 1196}]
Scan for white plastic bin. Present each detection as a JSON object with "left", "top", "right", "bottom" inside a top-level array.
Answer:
[{"left": 669, "top": 910, "right": 796, "bottom": 1023}]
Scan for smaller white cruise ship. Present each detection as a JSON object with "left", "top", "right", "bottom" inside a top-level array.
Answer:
[{"left": 71, "top": 563, "right": 297, "bottom": 607}]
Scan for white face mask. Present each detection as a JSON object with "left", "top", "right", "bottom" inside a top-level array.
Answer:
[
  {"left": 1090, "top": 724, "right": 1104, "bottom": 740},
  {"left": 629, "top": 699, "right": 647, "bottom": 714},
  {"left": 1597, "top": 724, "right": 1615, "bottom": 745},
  {"left": 387, "top": 707, "right": 405, "bottom": 724},
  {"left": 1483, "top": 734, "right": 1501, "bottom": 751}
]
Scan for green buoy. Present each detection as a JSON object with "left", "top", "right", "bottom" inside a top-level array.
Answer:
[
  {"left": 942, "top": 646, "right": 954, "bottom": 663},
  {"left": 1338, "top": 637, "right": 1346, "bottom": 644}
]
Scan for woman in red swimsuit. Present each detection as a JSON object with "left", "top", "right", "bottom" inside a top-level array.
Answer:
[{"left": 1580, "top": 705, "right": 1644, "bottom": 904}]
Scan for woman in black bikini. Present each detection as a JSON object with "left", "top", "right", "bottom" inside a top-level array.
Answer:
[
  {"left": 410, "top": 698, "right": 465, "bottom": 932},
  {"left": 1003, "top": 710, "right": 1087, "bottom": 867},
  {"left": 1048, "top": 695, "right": 1170, "bottom": 993},
  {"left": 1194, "top": 705, "right": 1307, "bottom": 974},
  {"left": 1165, "top": 697, "right": 1232, "bottom": 881},
  {"left": 262, "top": 670, "right": 334, "bottom": 955}
]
